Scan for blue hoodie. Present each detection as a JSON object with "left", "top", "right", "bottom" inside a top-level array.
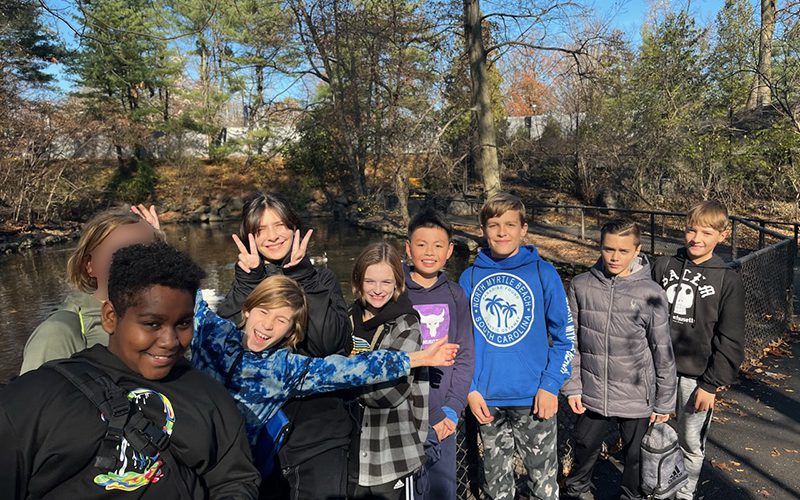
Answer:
[{"left": 458, "top": 245, "right": 575, "bottom": 407}]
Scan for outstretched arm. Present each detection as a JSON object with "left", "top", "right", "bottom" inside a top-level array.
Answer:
[{"left": 290, "top": 337, "right": 457, "bottom": 398}]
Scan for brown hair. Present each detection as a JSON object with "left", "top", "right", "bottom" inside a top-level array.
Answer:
[
  {"left": 687, "top": 200, "right": 729, "bottom": 232},
  {"left": 479, "top": 192, "right": 527, "bottom": 227},
  {"left": 600, "top": 219, "right": 642, "bottom": 247},
  {"left": 241, "top": 275, "right": 308, "bottom": 350},
  {"left": 351, "top": 242, "right": 405, "bottom": 305},
  {"left": 66, "top": 208, "right": 160, "bottom": 293},
  {"left": 240, "top": 192, "right": 302, "bottom": 240}
]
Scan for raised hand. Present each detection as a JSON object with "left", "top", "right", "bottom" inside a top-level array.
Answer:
[
  {"left": 131, "top": 204, "right": 161, "bottom": 231},
  {"left": 232, "top": 233, "right": 261, "bottom": 273},
  {"left": 284, "top": 229, "right": 314, "bottom": 269}
]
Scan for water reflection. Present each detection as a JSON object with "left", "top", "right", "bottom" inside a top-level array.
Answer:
[{"left": 0, "top": 219, "right": 470, "bottom": 383}]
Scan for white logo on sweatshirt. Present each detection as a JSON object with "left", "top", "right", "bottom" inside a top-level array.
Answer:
[
  {"left": 471, "top": 272, "right": 534, "bottom": 347},
  {"left": 661, "top": 268, "right": 717, "bottom": 323}
]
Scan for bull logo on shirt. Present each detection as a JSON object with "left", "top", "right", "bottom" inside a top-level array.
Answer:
[
  {"left": 414, "top": 304, "right": 450, "bottom": 348},
  {"left": 471, "top": 272, "right": 534, "bottom": 347}
]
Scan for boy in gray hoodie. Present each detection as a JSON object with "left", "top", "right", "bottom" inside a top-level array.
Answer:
[{"left": 563, "top": 220, "right": 677, "bottom": 500}]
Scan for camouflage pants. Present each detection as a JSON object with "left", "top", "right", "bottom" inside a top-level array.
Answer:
[{"left": 479, "top": 407, "right": 559, "bottom": 500}]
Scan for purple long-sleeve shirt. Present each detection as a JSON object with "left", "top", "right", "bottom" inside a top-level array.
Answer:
[{"left": 404, "top": 265, "right": 475, "bottom": 425}]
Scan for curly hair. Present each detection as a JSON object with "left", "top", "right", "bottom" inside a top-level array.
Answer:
[{"left": 108, "top": 242, "right": 206, "bottom": 317}]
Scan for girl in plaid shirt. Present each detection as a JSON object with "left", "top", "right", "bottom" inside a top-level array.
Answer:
[{"left": 349, "top": 242, "right": 429, "bottom": 500}]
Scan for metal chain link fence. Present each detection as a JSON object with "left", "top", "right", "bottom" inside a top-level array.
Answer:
[{"left": 451, "top": 207, "right": 796, "bottom": 499}]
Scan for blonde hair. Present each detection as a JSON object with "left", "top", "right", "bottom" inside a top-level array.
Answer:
[
  {"left": 480, "top": 192, "right": 527, "bottom": 227},
  {"left": 241, "top": 275, "right": 308, "bottom": 350},
  {"left": 687, "top": 200, "right": 729, "bottom": 232},
  {"left": 351, "top": 242, "right": 405, "bottom": 305},
  {"left": 66, "top": 208, "right": 160, "bottom": 293}
]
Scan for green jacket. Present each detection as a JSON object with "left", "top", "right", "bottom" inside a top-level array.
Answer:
[{"left": 20, "top": 291, "right": 106, "bottom": 374}]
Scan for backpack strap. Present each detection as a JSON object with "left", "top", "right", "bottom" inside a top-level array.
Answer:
[{"left": 45, "top": 359, "right": 170, "bottom": 470}]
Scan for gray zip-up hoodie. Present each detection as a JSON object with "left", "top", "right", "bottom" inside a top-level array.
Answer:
[{"left": 562, "top": 255, "right": 676, "bottom": 418}]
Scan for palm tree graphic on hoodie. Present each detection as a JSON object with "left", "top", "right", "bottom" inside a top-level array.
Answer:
[{"left": 485, "top": 295, "right": 518, "bottom": 330}]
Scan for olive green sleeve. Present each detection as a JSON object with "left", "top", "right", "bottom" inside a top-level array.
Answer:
[{"left": 19, "top": 311, "right": 85, "bottom": 374}]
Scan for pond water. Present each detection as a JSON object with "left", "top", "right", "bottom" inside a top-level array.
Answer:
[{"left": 0, "top": 219, "right": 471, "bottom": 383}]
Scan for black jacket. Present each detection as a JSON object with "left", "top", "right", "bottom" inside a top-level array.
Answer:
[
  {"left": 216, "top": 256, "right": 353, "bottom": 466},
  {"left": 652, "top": 249, "right": 746, "bottom": 393},
  {"left": 0, "top": 345, "right": 260, "bottom": 500}
]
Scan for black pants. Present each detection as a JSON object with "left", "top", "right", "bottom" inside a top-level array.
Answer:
[
  {"left": 564, "top": 410, "right": 650, "bottom": 500},
  {"left": 260, "top": 445, "right": 349, "bottom": 500},
  {"left": 351, "top": 474, "right": 415, "bottom": 500}
]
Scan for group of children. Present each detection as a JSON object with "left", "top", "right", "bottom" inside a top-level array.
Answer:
[{"left": 0, "top": 191, "right": 745, "bottom": 500}]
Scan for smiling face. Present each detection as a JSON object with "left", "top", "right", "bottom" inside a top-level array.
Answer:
[
  {"left": 243, "top": 305, "right": 296, "bottom": 352},
  {"left": 482, "top": 209, "right": 528, "bottom": 259},
  {"left": 684, "top": 223, "right": 727, "bottom": 264},
  {"left": 600, "top": 232, "right": 641, "bottom": 277},
  {"left": 103, "top": 285, "right": 194, "bottom": 380},
  {"left": 406, "top": 226, "right": 454, "bottom": 283},
  {"left": 254, "top": 208, "right": 294, "bottom": 262},
  {"left": 361, "top": 262, "right": 397, "bottom": 312},
  {"left": 87, "top": 221, "right": 157, "bottom": 300}
]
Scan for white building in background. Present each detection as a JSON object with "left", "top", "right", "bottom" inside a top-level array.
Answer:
[{"left": 506, "top": 113, "right": 578, "bottom": 140}]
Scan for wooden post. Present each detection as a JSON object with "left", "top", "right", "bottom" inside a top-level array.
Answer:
[
  {"left": 650, "top": 212, "right": 656, "bottom": 256},
  {"left": 731, "top": 220, "right": 738, "bottom": 259},
  {"left": 758, "top": 221, "right": 766, "bottom": 249},
  {"left": 580, "top": 209, "right": 585, "bottom": 241}
]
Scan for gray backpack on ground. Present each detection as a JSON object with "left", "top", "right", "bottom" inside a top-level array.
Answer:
[{"left": 640, "top": 422, "right": 689, "bottom": 499}]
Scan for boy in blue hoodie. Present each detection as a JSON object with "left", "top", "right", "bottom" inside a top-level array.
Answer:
[
  {"left": 404, "top": 209, "right": 475, "bottom": 500},
  {"left": 459, "top": 192, "right": 575, "bottom": 500}
]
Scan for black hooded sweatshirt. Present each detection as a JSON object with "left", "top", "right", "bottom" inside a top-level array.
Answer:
[
  {"left": 652, "top": 248, "right": 746, "bottom": 393},
  {"left": 216, "top": 256, "right": 352, "bottom": 466},
  {"left": 0, "top": 345, "right": 260, "bottom": 500}
]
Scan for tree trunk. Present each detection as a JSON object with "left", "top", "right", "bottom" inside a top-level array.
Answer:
[
  {"left": 747, "top": 0, "right": 775, "bottom": 110},
  {"left": 464, "top": 0, "right": 500, "bottom": 196}
]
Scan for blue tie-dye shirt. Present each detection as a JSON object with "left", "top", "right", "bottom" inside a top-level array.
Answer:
[{"left": 191, "top": 295, "right": 411, "bottom": 444}]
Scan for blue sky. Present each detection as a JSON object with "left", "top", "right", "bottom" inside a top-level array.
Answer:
[{"left": 41, "top": 0, "right": 754, "bottom": 94}]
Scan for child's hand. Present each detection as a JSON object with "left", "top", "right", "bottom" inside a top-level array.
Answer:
[
  {"left": 533, "top": 389, "right": 558, "bottom": 420},
  {"left": 408, "top": 337, "right": 458, "bottom": 368},
  {"left": 693, "top": 387, "right": 716, "bottom": 412},
  {"left": 131, "top": 204, "right": 161, "bottom": 231},
  {"left": 468, "top": 391, "right": 494, "bottom": 424},
  {"left": 567, "top": 395, "right": 585, "bottom": 414},
  {"left": 284, "top": 229, "right": 313, "bottom": 269},
  {"left": 649, "top": 412, "right": 670, "bottom": 423},
  {"left": 232, "top": 233, "right": 261, "bottom": 273},
  {"left": 433, "top": 418, "right": 456, "bottom": 441}
]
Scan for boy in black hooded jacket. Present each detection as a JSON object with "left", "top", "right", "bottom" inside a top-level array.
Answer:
[
  {"left": 0, "top": 243, "right": 260, "bottom": 499},
  {"left": 652, "top": 200, "right": 745, "bottom": 500}
]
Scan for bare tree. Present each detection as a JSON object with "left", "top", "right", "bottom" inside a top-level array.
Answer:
[{"left": 747, "top": 0, "right": 776, "bottom": 109}]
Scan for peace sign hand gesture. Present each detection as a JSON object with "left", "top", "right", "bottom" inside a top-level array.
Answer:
[
  {"left": 232, "top": 233, "right": 261, "bottom": 273},
  {"left": 284, "top": 229, "right": 314, "bottom": 269}
]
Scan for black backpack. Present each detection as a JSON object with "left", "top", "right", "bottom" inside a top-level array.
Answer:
[{"left": 44, "top": 358, "right": 192, "bottom": 499}]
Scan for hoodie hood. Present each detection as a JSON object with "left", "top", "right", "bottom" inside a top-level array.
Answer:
[{"left": 473, "top": 244, "right": 541, "bottom": 271}]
